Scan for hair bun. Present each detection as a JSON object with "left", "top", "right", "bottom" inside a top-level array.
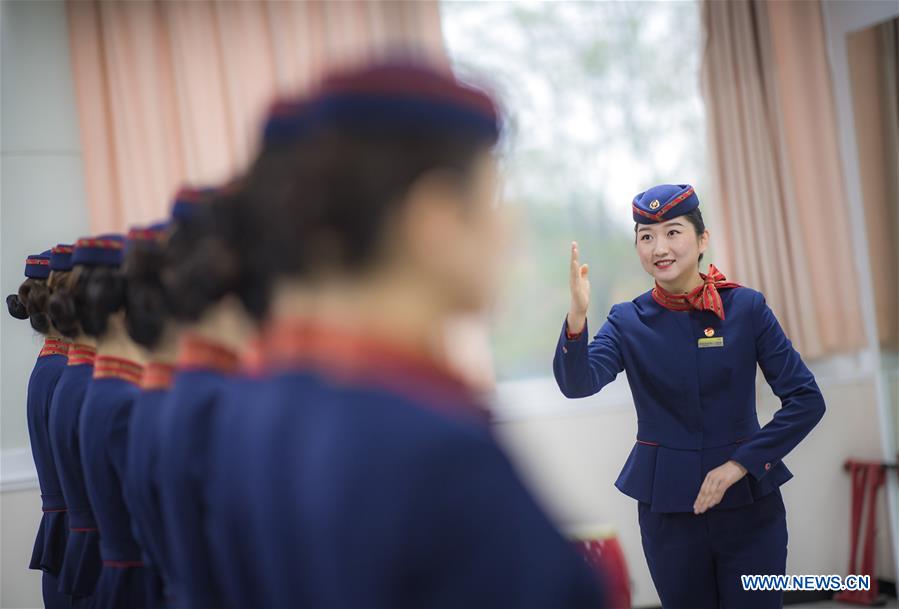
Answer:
[{"left": 6, "top": 294, "right": 28, "bottom": 320}]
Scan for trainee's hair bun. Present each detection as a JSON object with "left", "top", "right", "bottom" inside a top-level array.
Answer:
[
  {"left": 7, "top": 294, "right": 27, "bottom": 320},
  {"left": 80, "top": 267, "right": 126, "bottom": 338},
  {"left": 48, "top": 274, "right": 80, "bottom": 339},
  {"left": 25, "top": 280, "right": 51, "bottom": 334},
  {"left": 124, "top": 240, "right": 169, "bottom": 348}
]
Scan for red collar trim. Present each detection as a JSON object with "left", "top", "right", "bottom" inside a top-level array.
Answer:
[
  {"left": 142, "top": 362, "right": 176, "bottom": 390},
  {"left": 177, "top": 334, "right": 240, "bottom": 375},
  {"left": 67, "top": 344, "right": 97, "bottom": 366},
  {"left": 261, "top": 320, "right": 487, "bottom": 423},
  {"left": 40, "top": 338, "right": 70, "bottom": 358},
  {"left": 93, "top": 356, "right": 143, "bottom": 384}
]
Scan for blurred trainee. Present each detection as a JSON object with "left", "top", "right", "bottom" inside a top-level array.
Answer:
[
  {"left": 7, "top": 250, "right": 71, "bottom": 609},
  {"left": 554, "top": 185, "right": 826, "bottom": 608},
  {"left": 153, "top": 186, "right": 264, "bottom": 607},
  {"left": 121, "top": 221, "right": 178, "bottom": 608},
  {"left": 186, "top": 62, "right": 606, "bottom": 608},
  {"left": 72, "top": 235, "right": 153, "bottom": 608},
  {"left": 47, "top": 243, "right": 102, "bottom": 606}
]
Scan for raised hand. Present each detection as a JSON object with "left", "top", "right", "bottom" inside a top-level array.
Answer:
[{"left": 567, "top": 241, "right": 590, "bottom": 335}]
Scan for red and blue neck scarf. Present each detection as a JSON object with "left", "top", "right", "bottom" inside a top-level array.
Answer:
[{"left": 652, "top": 264, "right": 741, "bottom": 320}]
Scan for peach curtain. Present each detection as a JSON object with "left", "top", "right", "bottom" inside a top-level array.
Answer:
[
  {"left": 700, "top": 0, "right": 867, "bottom": 359},
  {"left": 846, "top": 19, "right": 899, "bottom": 351},
  {"left": 66, "top": 0, "right": 446, "bottom": 232}
]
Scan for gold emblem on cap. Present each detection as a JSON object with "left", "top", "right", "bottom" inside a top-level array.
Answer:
[
  {"left": 649, "top": 199, "right": 661, "bottom": 210},
  {"left": 704, "top": 327, "right": 715, "bottom": 337}
]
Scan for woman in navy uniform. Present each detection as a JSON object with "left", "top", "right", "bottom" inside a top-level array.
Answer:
[
  {"left": 121, "top": 222, "right": 176, "bottom": 609},
  {"left": 7, "top": 249, "right": 71, "bottom": 609},
  {"left": 74, "top": 234, "right": 155, "bottom": 608},
  {"left": 186, "top": 62, "right": 607, "bottom": 609},
  {"left": 154, "top": 186, "right": 262, "bottom": 608},
  {"left": 554, "top": 184, "right": 827, "bottom": 608},
  {"left": 47, "top": 243, "right": 101, "bottom": 607}
]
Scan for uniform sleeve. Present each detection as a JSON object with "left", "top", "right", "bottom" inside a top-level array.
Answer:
[
  {"left": 553, "top": 305, "right": 624, "bottom": 399},
  {"left": 730, "top": 292, "right": 826, "bottom": 481},
  {"left": 407, "top": 430, "right": 606, "bottom": 608}
]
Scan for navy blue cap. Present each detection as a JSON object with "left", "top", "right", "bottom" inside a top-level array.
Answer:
[
  {"left": 632, "top": 184, "right": 699, "bottom": 224},
  {"left": 262, "top": 98, "right": 314, "bottom": 146},
  {"left": 72, "top": 235, "right": 125, "bottom": 267},
  {"left": 171, "top": 187, "right": 217, "bottom": 223},
  {"left": 313, "top": 62, "right": 501, "bottom": 140},
  {"left": 127, "top": 222, "right": 168, "bottom": 243},
  {"left": 24, "top": 250, "right": 51, "bottom": 279},
  {"left": 50, "top": 244, "right": 74, "bottom": 271},
  {"left": 125, "top": 222, "right": 168, "bottom": 254}
]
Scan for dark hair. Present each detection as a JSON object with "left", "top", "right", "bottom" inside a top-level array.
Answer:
[
  {"left": 162, "top": 188, "right": 269, "bottom": 323},
  {"left": 243, "top": 125, "right": 496, "bottom": 285},
  {"left": 8, "top": 278, "right": 51, "bottom": 333},
  {"left": 7, "top": 294, "right": 27, "bottom": 320},
  {"left": 634, "top": 207, "right": 706, "bottom": 263},
  {"left": 48, "top": 268, "right": 83, "bottom": 338},
  {"left": 79, "top": 266, "right": 127, "bottom": 337},
  {"left": 123, "top": 239, "right": 170, "bottom": 349},
  {"left": 48, "top": 265, "right": 125, "bottom": 339}
]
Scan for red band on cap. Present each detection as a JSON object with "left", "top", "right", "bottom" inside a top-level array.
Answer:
[{"left": 75, "top": 238, "right": 123, "bottom": 250}]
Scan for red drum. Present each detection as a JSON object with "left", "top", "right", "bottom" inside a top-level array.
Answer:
[{"left": 569, "top": 526, "right": 631, "bottom": 609}]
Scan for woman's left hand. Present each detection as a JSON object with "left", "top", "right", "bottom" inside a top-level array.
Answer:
[{"left": 693, "top": 460, "right": 748, "bottom": 514}]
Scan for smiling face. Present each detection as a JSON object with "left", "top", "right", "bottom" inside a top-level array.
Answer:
[{"left": 635, "top": 218, "right": 709, "bottom": 289}]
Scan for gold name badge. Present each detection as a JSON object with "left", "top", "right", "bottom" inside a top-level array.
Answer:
[{"left": 698, "top": 337, "right": 724, "bottom": 348}]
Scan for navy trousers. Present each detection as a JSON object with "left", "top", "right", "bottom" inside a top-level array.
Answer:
[{"left": 638, "top": 488, "right": 788, "bottom": 609}]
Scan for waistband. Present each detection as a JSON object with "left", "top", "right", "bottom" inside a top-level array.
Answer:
[
  {"left": 40, "top": 493, "right": 66, "bottom": 512},
  {"left": 636, "top": 415, "right": 761, "bottom": 449}
]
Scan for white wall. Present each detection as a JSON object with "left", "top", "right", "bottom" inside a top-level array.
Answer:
[
  {"left": 1, "top": 0, "right": 90, "bottom": 450},
  {"left": 1, "top": 1, "right": 89, "bottom": 606}
]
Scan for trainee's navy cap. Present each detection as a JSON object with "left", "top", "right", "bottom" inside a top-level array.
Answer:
[
  {"left": 127, "top": 222, "right": 168, "bottom": 244},
  {"left": 171, "top": 187, "right": 217, "bottom": 223},
  {"left": 50, "top": 244, "right": 74, "bottom": 272},
  {"left": 632, "top": 184, "right": 700, "bottom": 224},
  {"left": 72, "top": 235, "right": 125, "bottom": 267},
  {"left": 24, "top": 251, "right": 51, "bottom": 279},
  {"left": 311, "top": 61, "right": 501, "bottom": 141},
  {"left": 125, "top": 222, "right": 168, "bottom": 255},
  {"left": 262, "top": 98, "right": 314, "bottom": 147}
]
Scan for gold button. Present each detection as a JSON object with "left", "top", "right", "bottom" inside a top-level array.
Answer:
[{"left": 649, "top": 199, "right": 660, "bottom": 210}]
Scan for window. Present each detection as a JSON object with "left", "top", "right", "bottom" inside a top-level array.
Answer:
[{"left": 441, "top": 0, "right": 710, "bottom": 381}]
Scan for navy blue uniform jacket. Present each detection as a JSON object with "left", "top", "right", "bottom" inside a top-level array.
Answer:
[
  {"left": 125, "top": 384, "right": 170, "bottom": 607},
  {"left": 50, "top": 351, "right": 101, "bottom": 597},
  {"left": 80, "top": 359, "right": 155, "bottom": 608},
  {"left": 27, "top": 342, "right": 69, "bottom": 575},
  {"left": 553, "top": 286, "right": 826, "bottom": 513}
]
